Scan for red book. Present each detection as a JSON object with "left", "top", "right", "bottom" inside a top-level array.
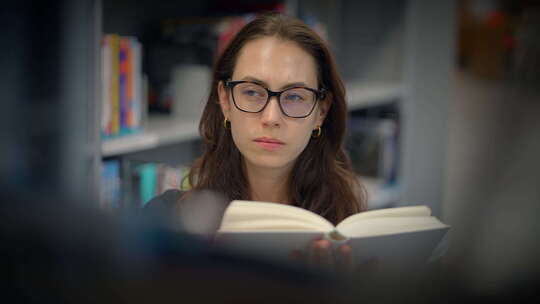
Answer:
[{"left": 119, "top": 38, "right": 129, "bottom": 130}]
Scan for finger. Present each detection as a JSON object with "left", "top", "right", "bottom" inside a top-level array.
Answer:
[
  {"left": 336, "top": 244, "right": 353, "bottom": 273},
  {"left": 310, "top": 239, "right": 332, "bottom": 267}
]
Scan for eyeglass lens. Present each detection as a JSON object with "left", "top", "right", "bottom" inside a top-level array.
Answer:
[{"left": 233, "top": 82, "right": 316, "bottom": 117}]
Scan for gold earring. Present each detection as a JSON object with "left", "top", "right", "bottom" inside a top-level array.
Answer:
[
  {"left": 312, "top": 126, "right": 322, "bottom": 138},
  {"left": 224, "top": 117, "right": 230, "bottom": 129}
]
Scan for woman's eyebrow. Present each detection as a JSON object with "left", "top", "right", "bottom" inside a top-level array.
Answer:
[{"left": 240, "top": 76, "right": 309, "bottom": 90}]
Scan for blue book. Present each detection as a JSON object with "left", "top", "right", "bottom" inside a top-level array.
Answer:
[{"left": 101, "top": 160, "right": 121, "bottom": 209}]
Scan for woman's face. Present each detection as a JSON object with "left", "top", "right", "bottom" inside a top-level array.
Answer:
[{"left": 218, "top": 36, "right": 327, "bottom": 173}]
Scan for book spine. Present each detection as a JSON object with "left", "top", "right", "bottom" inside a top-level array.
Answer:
[
  {"left": 133, "top": 40, "right": 144, "bottom": 130},
  {"left": 141, "top": 75, "right": 149, "bottom": 129},
  {"left": 101, "top": 36, "right": 112, "bottom": 135},
  {"left": 109, "top": 34, "right": 120, "bottom": 135},
  {"left": 100, "top": 159, "right": 121, "bottom": 209},
  {"left": 378, "top": 119, "right": 398, "bottom": 184},
  {"left": 137, "top": 163, "right": 157, "bottom": 207},
  {"left": 126, "top": 37, "right": 134, "bottom": 128},
  {"left": 118, "top": 37, "right": 128, "bottom": 133}
]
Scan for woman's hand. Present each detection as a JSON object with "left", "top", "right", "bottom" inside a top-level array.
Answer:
[
  {"left": 290, "top": 239, "right": 379, "bottom": 274},
  {"left": 289, "top": 239, "right": 352, "bottom": 273}
]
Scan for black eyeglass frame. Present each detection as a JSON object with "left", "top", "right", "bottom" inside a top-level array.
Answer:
[{"left": 224, "top": 80, "right": 327, "bottom": 118}]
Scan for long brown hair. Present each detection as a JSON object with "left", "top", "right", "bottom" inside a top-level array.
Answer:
[{"left": 187, "top": 12, "right": 367, "bottom": 224}]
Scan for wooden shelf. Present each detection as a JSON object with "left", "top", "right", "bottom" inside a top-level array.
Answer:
[{"left": 101, "top": 115, "right": 200, "bottom": 157}]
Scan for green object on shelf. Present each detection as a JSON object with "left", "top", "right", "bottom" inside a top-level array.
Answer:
[
  {"left": 138, "top": 163, "right": 157, "bottom": 206},
  {"left": 180, "top": 167, "right": 191, "bottom": 191}
]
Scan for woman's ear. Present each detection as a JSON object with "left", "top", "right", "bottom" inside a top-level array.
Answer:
[
  {"left": 316, "top": 98, "right": 329, "bottom": 127},
  {"left": 218, "top": 81, "right": 231, "bottom": 119}
]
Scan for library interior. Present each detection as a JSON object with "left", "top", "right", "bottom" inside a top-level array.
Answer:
[{"left": 2, "top": 0, "right": 539, "bottom": 302}]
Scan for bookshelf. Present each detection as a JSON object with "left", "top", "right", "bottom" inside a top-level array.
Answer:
[
  {"left": 102, "top": 115, "right": 200, "bottom": 157},
  {"left": 95, "top": 0, "right": 455, "bottom": 215},
  {"left": 346, "top": 82, "right": 403, "bottom": 111}
]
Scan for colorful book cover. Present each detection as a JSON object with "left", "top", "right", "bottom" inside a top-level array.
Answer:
[{"left": 102, "top": 34, "right": 144, "bottom": 138}]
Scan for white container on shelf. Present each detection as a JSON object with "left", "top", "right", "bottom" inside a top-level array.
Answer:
[{"left": 171, "top": 64, "right": 211, "bottom": 119}]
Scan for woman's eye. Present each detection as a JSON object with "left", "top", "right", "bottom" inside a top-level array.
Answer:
[
  {"left": 285, "top": 94, "right": 304, "bottom": 101},
  {"left": 243, "top": 89, "right": 261, "bottom": 97}
]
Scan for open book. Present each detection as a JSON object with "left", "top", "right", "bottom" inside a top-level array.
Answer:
[{"left": 216, "top": 201, "right": 450, "bottom": 267}]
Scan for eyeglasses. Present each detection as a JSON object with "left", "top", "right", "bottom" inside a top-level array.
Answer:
[{"left": 225, "top": 80, "right": 326, "bottom": 118}]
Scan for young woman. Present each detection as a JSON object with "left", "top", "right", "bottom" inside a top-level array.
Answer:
[{"left": 148, "top": 12, "right": 367, "bottom": 269}]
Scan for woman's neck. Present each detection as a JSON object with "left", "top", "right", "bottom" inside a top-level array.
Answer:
[{"left": 245, "top": 162, "right": 291, "bottom": 204}]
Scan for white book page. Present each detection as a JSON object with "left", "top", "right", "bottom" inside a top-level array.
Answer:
[
  {"left": 337, "top": 205, "right": 433, "bottom": 229},
  {"left": 337, "top": 216, "right": 449, "bottom": 238},
  {"left": 220, "top": 200, "right": 334, "bottom": 232},
  {"left": 219, "top": 219, "right": 329, "bottom": 232}
]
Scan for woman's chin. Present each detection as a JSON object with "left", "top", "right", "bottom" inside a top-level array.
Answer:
[{"left": 244, "top": 155, "right": 294, "bottom": 172}]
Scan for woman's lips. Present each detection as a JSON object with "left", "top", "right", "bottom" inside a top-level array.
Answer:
[{"left": 253, "top": 138, "right": 285, "bottom": 151}]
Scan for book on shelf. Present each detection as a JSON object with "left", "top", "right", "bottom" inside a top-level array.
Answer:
[
  {"left": 132, "top": 38, "right": 144, "bottom": 129},
  {"left": 123, "top": 161, "right": 189, "bottom": 208},
  {"left": 217, "top": 201, "right": 449, "bottom": 268},
  {"left": 347, "top": 116, "right": 399, "bottom": 185},
  {"left": 100, "top": 160, "right": 121, "bottom": 209},
  {"left": 101, "top": 35, "right": 112, "bottom": 135},
  {"left": 101, "top": 34, "right": 146, "bottom": 139},
  {"left": 99, "top": 159, "right": 188, "bottom": 209}
]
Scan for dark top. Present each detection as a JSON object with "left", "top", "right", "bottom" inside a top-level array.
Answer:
[
  {"left": 144, "top": 189, "right": 184, "bottom": 213},
  {"left": 144, "top": 189, "right": 231, "bottom": 234}
]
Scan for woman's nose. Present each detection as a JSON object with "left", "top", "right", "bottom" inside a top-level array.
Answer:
[{"left": 260, "top": 96, "right": 283, "bottom": 126}]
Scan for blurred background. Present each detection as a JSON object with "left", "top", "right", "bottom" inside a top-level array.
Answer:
[{"left": 1, "top": 0, "right": 539, "bottom": 302}]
